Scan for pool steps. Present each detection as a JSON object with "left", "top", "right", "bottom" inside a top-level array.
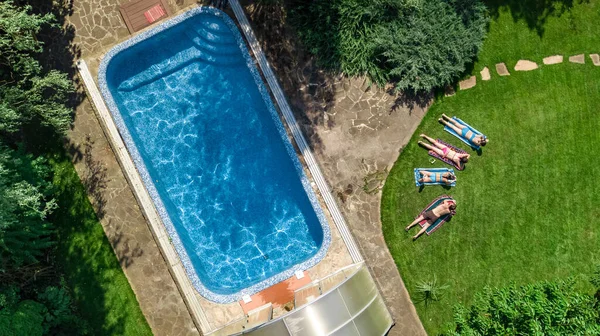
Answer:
[{"left": 118, "top": 19, "right": 240, "bottom": 92}]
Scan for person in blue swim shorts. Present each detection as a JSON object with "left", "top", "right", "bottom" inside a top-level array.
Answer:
[{"left": 418, "top": 170, "right": 456, "bottom": 186}]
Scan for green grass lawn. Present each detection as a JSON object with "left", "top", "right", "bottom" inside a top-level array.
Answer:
[
  {"left": 51, "top": 157, "right": 152, "bottom": 336},
  {"left": 381, "top": 1, "right": 600, "bottom": 334}
]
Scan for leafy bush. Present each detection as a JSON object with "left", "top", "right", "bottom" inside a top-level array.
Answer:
[
  {"left": 450, "top": 279, "right": 600, "bottom": 335},
  {"left": 0, "top": 1, "right": 73, "bottom": 135},
  {"left": 288, "top": 0, "right": 488, "bottom": 91},
  {"left": 0, "top": 285, "right": 85, "bottom": 336},
  {"left": 0, "top": 144, "right": 56, "bottom": 269}
]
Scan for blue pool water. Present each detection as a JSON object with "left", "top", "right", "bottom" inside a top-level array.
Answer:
[{"left": 99, "top": 8, "right": 329, "bottom": 301}]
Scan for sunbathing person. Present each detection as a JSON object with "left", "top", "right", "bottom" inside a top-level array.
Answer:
[
  {"left": 439, "top": 114, "right": 488, "bottom": 146},
  {"left": 418, "top": 170, "right": 456, "bottom": 186},
  {"left": 418, "top": 134, "right": 470, "bottom": 169},
  {"left": 405, "top": 199, "right": 456, "bottom": 240}
]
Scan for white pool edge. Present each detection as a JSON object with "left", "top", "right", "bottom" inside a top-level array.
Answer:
[{"left": 77, "top": 59, "right": 213, "bottom": 333}]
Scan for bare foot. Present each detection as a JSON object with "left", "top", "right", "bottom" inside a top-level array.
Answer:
[
  {"left": 412, "top": 235, "right": 418, "bottom": 241},
  {"left": 420, "top": 133, "right": 426, "bottom": 138},
  {"left": 405, "top": 226, "right": 411, "bottom": 232},
  {"left": 442, "top": 113, "right": 450, "bottom": 120}
]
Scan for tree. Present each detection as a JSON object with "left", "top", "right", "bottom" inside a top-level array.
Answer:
[
  {"left": 0, "top": 285, "right": 84, "bottom": 336},
  {"left": 0, "top": 1, "right": 73, "bottom": 136},
  {"left": 450, "top": 279, "right": 600, "bottom": 335},
  {"left": 0, "top": 144, "right": 56, "bottom": 269},
  {"left": 288, "top": 0, "right": 488, "bottom": 92}
]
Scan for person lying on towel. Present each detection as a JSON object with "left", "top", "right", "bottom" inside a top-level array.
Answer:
[
  {"left": 405, "top": 199, "right": 456, "bottom": 241},
  {"left": 418, "top": 170, "right": 456, "bottom": 186},
  {"left": 418, "top": 134, "right": 470, "bottom": 170},
  {"left": 439, "top": 114, "right": 488, "bottom": 147}
]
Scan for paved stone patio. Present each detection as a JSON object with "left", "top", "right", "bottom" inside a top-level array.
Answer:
[{"left": 66, "top": 0, "right": 428, "bottom": 335}]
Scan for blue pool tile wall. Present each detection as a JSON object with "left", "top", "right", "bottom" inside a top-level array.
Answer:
[{"left": 98, "top": 6, "right": 331, "bottom": 303}]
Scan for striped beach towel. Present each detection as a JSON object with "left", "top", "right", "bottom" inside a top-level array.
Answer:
[
  {"left": 144, "top": 4, "right": 166, "bottom": 23},
  {"left": 444, "top": 117, "right": 486, "bottom": 150},
  {"left": 428, "top": 139, "right": 468, "bottom": 170},
  {"left": 417, "top": 195, "right": 456, "bottom": 235},
  {"left": 414, "top": 168, "right": 456, "bottom": 187}
]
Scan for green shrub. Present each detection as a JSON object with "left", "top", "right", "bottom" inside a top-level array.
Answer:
[
  {"left": 288, "top": 0, "right": 488, "bottom": 91},
  {"left": 415, "top": 276, "right": 449, "bottom": 306},
  {"left": 0, "top": 144, "right": 56, "bottom": 269},
  {"left": 0, "top": 1, "right": 73, "bottom": 135},
  {"left": 0, "top": 285, "right": 85, "bottom": 336},
  {"left": 450, "top": 279, "right": 600, "bottom": 335}
]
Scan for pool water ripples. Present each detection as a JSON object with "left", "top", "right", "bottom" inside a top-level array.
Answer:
[{"left": 100, "top": 8, "right": 330, "bottom": 301}]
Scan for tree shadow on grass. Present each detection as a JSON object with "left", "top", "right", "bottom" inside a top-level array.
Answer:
[
  {"left": 484, "top": 0, "right": 588, "bottom": 36},
  {"left": 51, "top": 157, "right": 152, "bottom": 336}
]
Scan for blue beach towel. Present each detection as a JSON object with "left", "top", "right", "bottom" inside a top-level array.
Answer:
[
  {"left": 414, "top": 168, "right": 456, "bottom": 187},
  {"left": 444, "top": 117, "right": 486, "bottom": 150}
]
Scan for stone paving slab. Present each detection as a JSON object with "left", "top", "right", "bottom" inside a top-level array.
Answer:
[
  {"left": 514, "top": 59, "right": 538, "bottom": 71},
  {"left": 459, "top": 76, "right": 476, "bottom": 90},
  {"left": 543, "top": 55, "right": 563, "bottom": 65},
  {"left": 569, "top": 54, "right": 585, "bottom": 64},
  {"left": 480, "top": 67, "right": 491, "bottom": 81},
  {"left": 590, "top": 54, "right": 600, "bottom": 66},
  {"left": 496, "top": 62, "right": 510, "bottom": 76}
]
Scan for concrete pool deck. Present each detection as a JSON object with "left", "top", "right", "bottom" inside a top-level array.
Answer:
[{"left": 67, "top": 0, "right": 427, "bottom": 335}]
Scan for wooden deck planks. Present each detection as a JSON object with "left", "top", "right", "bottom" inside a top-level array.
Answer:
[{"left": 119, "top": 0, "right": 172, "bottom": 33}]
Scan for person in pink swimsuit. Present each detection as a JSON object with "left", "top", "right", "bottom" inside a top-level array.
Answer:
[{"left": 418, "top": 134, "right": 470, "bottom": 169}]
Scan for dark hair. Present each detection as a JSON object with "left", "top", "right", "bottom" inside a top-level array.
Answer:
[
  {"left": 480, "top": 137, "right": 488, "bottom": 146},
  {"left": 461, "top": 156, "right": 469, "bottom": 163},
  {"left": 448, "top": 173, "right": 456, "bottom": 180},
  {"left": 449, "top": 204, "right": 457, "bottom": 211}
]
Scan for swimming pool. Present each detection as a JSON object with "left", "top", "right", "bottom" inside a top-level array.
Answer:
[{"left": 98, "top": 7, "right": 330, "bottom": 303}]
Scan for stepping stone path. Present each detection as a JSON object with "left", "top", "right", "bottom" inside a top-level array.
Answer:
[
  {"left": 496, "top": 63, "right": 510, "bottom": 76},
  {"left": 543, "top": 55, "right": 563, "bottom": 65},
  {"left": 449, "top": 53, "right": 596, "bottom": 94},
  {"left": 590, "top": 54, "right": 600, "bottom": 66},
  {"left": 480, "top": 67, "right": 491, "bottom": 80},
  {"left": 459, "top": 76, "right": 476, "bottom": 90},
  {"left": 515, "top": 60, "right": 538, "bottom": 71},
  {"left": 569, "top": 54, "right": 585, "bottom": 64}
]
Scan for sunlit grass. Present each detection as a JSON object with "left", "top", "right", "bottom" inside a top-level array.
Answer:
[{"left": 381, "top": 1, "right": 600, "bottom": 334}]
